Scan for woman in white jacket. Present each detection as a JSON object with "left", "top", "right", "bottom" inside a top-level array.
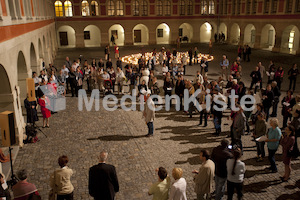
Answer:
[{"left": 116, "top": 67, "right": 125, "bottom": 94}]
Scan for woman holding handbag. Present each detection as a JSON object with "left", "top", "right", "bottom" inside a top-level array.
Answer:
[{"left": 50, "top": 155, "right": 74, "bottom": 200}]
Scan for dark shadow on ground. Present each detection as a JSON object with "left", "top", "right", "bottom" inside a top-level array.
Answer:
[
  {"left": 175, "top": 147, "right": 214, "bottom": 165},
  {"left": 277, "top": 179, "right": 300, "bottom": 199},
  {"left": 243, "top": 154, "right": 283, "bottom": 167},
  {"left": 87, "top": 134, "right": 146, "bottom": 141},
  {"left": 244, "top": 179, "right": 282, "bottom": 193}
]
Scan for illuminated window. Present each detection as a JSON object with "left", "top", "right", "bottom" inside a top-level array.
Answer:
[
  {"left": 289, "top": 31, "right": 295, "bottom": 50},
  {"left": 91, "top": 1, "right": 99, "bottom": 16},
  {"left": 272, "top": 0, "right": 277, "bottom": 13},
  {"left": 64, "top": 1, "right": 73, "bottom": 17},
  {"left": 180, "top": 0, "right": 185, "bottom": 15},
  {"left": 55, "top": 1, "right": 63, "bottom": 17},
  {"left": 165, "top": 0, "right": 171, "bottom": 16},
  {"left": 209, "top": 1, "right": 215, "bottom": 14},
  {"left": 116, "top": 1, "right": 124, "bottom": 16},
  {"left": 108, "top": 0, "right": 115, "bottom": 16},
  {"left": 82, "top": 0, "right": 90, "bottom": 16},
  {"left": 201, "top": 1, "right": 208, "bottom": 14},
  {"left": 141, "top": 0, "right": 148, "bottom": 16},
  {"left": 133, "top": 0, "right": 139, "bottom": 16},
  {"left": 157, "top": 0, "right": 163, "bottom": 16},
  {"left": 265, "top": 0, "right": 270, "bottom": 13},
  {"left": 187, "top": 0, "right": 193, "bottom": 15}
]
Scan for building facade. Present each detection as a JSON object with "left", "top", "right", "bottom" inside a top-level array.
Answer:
[
  {"left": 54, "top": 0, "right": 300, "bottom": 55},
  {"left": 0, "top": 0, "right": 57, "bottom": 145}
]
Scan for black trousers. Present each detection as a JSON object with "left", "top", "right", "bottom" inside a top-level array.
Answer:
[
  {"left": 57, "top": 192, "right": 74, "bottom": 200},
  {"left": 289, "top": 78, "right": 297, "bottom": 91},
  {"left": 70, "top": 83, "right": 76, "bottom": 97},
  {"left": 200, "top": 110, "right": 208, "bottom": 125},
  {"left": 227, "top": 181, "right": 243, "bottom": 200}
]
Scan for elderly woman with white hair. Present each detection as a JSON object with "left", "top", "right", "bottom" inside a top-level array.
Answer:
[{"left": 265, "top": 118, "right": 282, "bottom": 173}]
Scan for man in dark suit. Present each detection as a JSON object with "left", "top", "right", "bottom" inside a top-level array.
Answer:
[{"left": 89, "top": 150, "right": 119, "bottom": 200}]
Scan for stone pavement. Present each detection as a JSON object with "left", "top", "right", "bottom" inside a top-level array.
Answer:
[{"left": 12, "top": 43, "right": 300, "bottom": 199}]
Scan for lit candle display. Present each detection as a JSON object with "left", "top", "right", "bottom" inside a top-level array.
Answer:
[{"left": 121, "top": 52, "right": 214, "bottom": 65}]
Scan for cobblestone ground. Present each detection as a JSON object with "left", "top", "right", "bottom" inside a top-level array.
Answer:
[{"left": 13, "top": 43, "right": 300, "bottom": 199}]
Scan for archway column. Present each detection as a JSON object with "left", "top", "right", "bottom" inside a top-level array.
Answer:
[
  {"left": 194, "top": 27, "right": 200, "bottom": 43},
  {"left": 272, "top": 31, "right": 282, "bottom": 53},
  {"left": 124, "top": 31, "right": 132, "bottom": 46},
  {"left": 101, "top": 32, "right": 109, "bottom": 46},
  {"left": 12, "top": 88, "right": 25, "bottom": 146},
  {"left": 239, "top": 30, "right": 244, "bottom": 45},
  {"left": 18, "top": 72, "right": 29, "bottom": 105},
  {"left": 254, "top": 33, "right": 261, "bottom": 49},
  {"left": 76, "top": 32, "right": 85, "bottom": 48},
  {"left": 149, "top": 30, "right": 156, "bottom": 45}
]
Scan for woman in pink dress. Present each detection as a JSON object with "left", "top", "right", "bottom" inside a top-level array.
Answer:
[
  {"left": 280, "top": 126, "right": 295, "bottom": 181},
  {"left": 38, "top": 95, "right": 51, "bottom": 128}
]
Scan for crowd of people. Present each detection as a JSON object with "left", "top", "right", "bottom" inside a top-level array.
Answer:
[{"left": 15, "top": 43, "right": 300, "bottom": 200}]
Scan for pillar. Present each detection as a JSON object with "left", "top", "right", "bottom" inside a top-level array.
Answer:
[
  {"left": 272, "top": 32, "right": 282, "bottom": 53},
  {"left": 149, "top": 30, "right": 156, "bottom": 45},
  {"left": 76, "top": 32, "right": 85, "bottom": 48},
  {"left": 124, "top": 31, "right": 133, "bottom": 46}
]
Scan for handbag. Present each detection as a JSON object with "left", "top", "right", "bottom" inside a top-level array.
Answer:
[{"left": 48, "top": 171, "right": 57, "bottom": 200}]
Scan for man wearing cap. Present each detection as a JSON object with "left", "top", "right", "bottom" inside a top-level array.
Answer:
[{"left": 143, "top": 90, "right": 155, "bottom": 137}]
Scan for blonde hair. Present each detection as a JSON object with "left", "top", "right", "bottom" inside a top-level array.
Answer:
[
  {"left": 172, "top": 168, "right": 183, "bottom": 180},
  {"left": 270, "top": 118, "right": 279, "bottom": 127}
]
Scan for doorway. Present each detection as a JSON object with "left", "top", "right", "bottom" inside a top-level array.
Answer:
[
  {"left": 59, "top": 32, "right": 68, "bottom": 46},
  {"left": 134, "top": 30, "right": 141, "bottom": 43}
]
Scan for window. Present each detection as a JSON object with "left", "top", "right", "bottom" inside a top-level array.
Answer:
[
  {"left": 65, "top": 1, "right": 73, "bottom": 17},
  {"left": 157, "top": 0, "right": 163, "bottom": 16},
  {"left": 201, "top": 1, "right": 208, "bottom": 14},
  {"left": 209, "top": 1, "right": 215, "bottom": 14},
  {"left": 252, "top": 0, "right": 257, "bottom": 14},
  {"left": 187, "top": 0, "right": 193, "bottom": 15},
  {"left": 246, "top": 0, "right": 251, "bottom": 14},
  {"left": 237, "top": 0, "right": 240, "bottom": 14},
  {"left": 55, "top": 1, "right": 63, "bottom": 17},
  {"left": 232, "top": 0, "right": 236, "bottom": 14},
  {"left": 84, "top": 31, "right": 91, "bottom": 40},
  {"left": 179, "top": 28, "right": 183, "bottom": 36},
  {"left": 224, "top": 0, "right": 227, "bottom": 14},
  {"left": 116, "top": 1, "right": 124, "bottom": 16},
  {"left": 82, "top": 0, "right": 90, "bottom": 16},
  {"left": 297, "top": 0, "right": 300, "bottom": 12},
  {"left": 180, "top": 0, "right": 185, "bottom": 15},
  {"left": 157, "top": 29, "right": 163, "bottom": 37},
  {"left": 272, "top": 0, "right": 277, "bottom": 13},
  {"left": 133, "top": 0, "right": 139, "bottom": 16},
  {"left": 165, "top": 0, "right": 171, "bottom": 15},
  {"left": 108, "top": 0, "right": 114, "bottom": 16},
  {"left": 286, "top": 0, "right": 293, "bottom": 13},
  {"left": 91, "top": 1, "right": 99, "bottom": 16},
  {"left": 14, "top": 0, "right": 21, "bottom": 18},
  {"left": 264, "top": 0, "right": 270, "bottom": 13},
  {"left": 141, "top": 0, "right": 148, "bottom": 16}
]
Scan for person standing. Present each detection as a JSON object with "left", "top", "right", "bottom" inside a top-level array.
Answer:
[
  {"left": 188, "top": 48, "right": 193, "bottom": 66},
  {"left": 249, "top": 66, "right": 261, "bottom": 94},
  {"left": 193, "top": 149, "right": 215, "bottom": 200},
  {"left": 89, "top": 150, "right": 119, "bottom": 200},
  {"left": 169, "top": 168, "right": 187, "bottom": 200},
  {"left": 280, "top": 126, "right": 295, "bottom": 182},
  {"left": 226, "top": 149, "right": 245, "bottom": 200},
  {"left": 232, "top": 105, "right": 246, "bottom": 152},
  {"left": 211, "top": 139, "right": 233, "bottom": 200},
  {"left": 274, "top": 66, "right": 284, "bottom": 90},
  {"left": 114, "top": 45, "right": 119, "bottom": 59},
  {"left": 175, "top": 75, "right": 185, "bottom": 110},
  {"left": 116, "top": 67, "right": 125, "bottom": 95},
  {"left": 253, "top": 113, "right": 267, "bottom": 162},
  {"left": 38, "top": 95, "right": 51, "bottom": 128},
  {"left": 265, "top": 118, "right": 282, "bottom": 173},
  {"left": 262, "top": 84, "right": 274, "bottom": 121},
  {"left": 270, "top": 81, "right": 281, "bottom": 117},
  {"left": 143, "top": 90, "right": 155, "bottom": 137},
  {"left": 258, "top": 62, "right": 265, "bottom": 89},
  {"left": 281, "top": 90, "right": 296, "bottom": 129},
  {"left": 148, "top": 167, "right": 171, "bottom": 200},
  {"left": 220, "top": 55, "right": 229, "bottom": 80},
  {"left": 288, "top": 63, "right": 299, "bottom": 91},
  {"left": 194, "top": 47, "right": 199, "bottom": 64},
  {"left": 50, "top": 155, "right": 74, "bottom": 200}
]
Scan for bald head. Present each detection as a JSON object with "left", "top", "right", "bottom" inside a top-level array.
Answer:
[{"left": 99, "top": 150, "right": 108, "bottom": 163}]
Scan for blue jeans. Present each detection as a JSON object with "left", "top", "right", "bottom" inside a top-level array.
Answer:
[
  {"left": 215, "top": 175, "right": 227, "bottom": 200},
  {"left": 256, "top": 141, "right": 265, "bottom": 157},
  {"left": 268, "top": 148, "right": 277, "bottom": 171},
  {"left": 147, "top": 122, "right": 153, "bottom": 135}
]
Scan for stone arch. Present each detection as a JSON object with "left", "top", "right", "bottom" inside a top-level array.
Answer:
[
  {"left": 38, "top": 39, "right": 43, "bottom": 58},
  {"left": 179, "top": 23, "right": 193, "bottom": 43},
  {"left": 57, "top": 25, "right": 76, "bottom": 48},
  {"left": 230, "top": 23, "right": 240, "bottom": 45},
  {"left": 260, "top": 24, "right": 276, "bottom": 51},
  {"left": 133, "top": 24, "right": 149, "bottom": 45},
  {"left": 280, "top": 25, "right": 300, "bottom": 55},
  {"left": 156, "top": 23, "right": 170, "bottom": 44},
  {"left": 219, "top": 22, "right": 227, "bottom": 41},
  {"left": 30, "top": 43, "right": 39, "bottom": 73},
  {"left": 244, "top": 24, "right": 256, "bottom": 48},
  {"left": 108, "top": 24, "right": 125, "bottom": 46},
  {"left": 84, "top": 25, "right": 101, "bottom": 47},
  {"left": 200, "top": 22, "right": 213, "bottom": 43},
  {"left": 17, "top": 51, "right": 28, "bottom": 102},
  {"left": 0, "top": 64, "right": 14, "bottom": 113}
]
